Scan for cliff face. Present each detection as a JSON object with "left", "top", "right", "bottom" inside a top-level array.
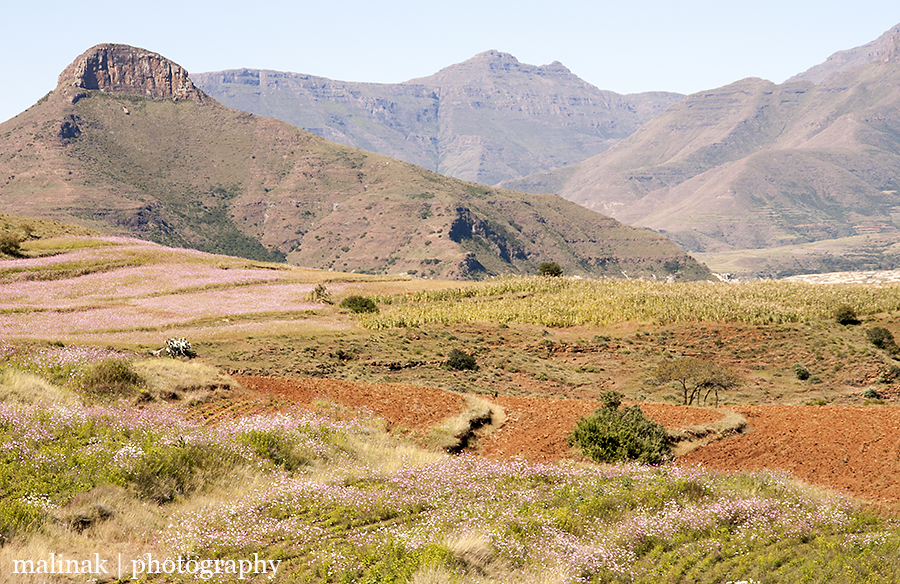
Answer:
[
  {"left": 58, "top": 44, "right": 206, "bottom": 103},
  {"left": 192, "top": 51, "right": 684, "bottom": 186}
]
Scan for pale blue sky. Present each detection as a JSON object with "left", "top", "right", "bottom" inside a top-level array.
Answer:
[{"left": 2, "top": 1, "right": 899, "bottom": 123}]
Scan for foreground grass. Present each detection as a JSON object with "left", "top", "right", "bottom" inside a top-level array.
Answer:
[{"left": 0, "top": 353, "right": 898, "bottom": 583}]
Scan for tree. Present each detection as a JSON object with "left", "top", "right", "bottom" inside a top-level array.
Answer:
[
  {"left": 568, "top": 392, "right": 671, "bottom": 464},
  {"left": 538, "top": 261, "right": 563, "bottom": 277},
  {"left": 651, "top": 357, "right": 739, "bottom": 407}
]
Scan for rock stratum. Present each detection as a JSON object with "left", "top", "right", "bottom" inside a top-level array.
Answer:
[{"left": 0, "top": 44, "right": 709, "bottom": 281}]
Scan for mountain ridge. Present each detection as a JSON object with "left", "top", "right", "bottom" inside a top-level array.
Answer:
[
  {"left": 500, "top": 24, "right": 900, "bottom": 276},
  {"left": 191, "top": 52, "right": 683, "bottom": 186},
  {"left": 0, "top": 44, "right": 709, "bottom": 281}
]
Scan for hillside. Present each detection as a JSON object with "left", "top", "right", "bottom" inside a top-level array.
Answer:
[
  {"left": 0, "top": 44, "right": 708, "bottom": 281},
  {"left": 192, "top": 51, "right": 684, "bottom": 186},
  {"left": 503, "top": 25, "right": 900, "bottom": 277}
]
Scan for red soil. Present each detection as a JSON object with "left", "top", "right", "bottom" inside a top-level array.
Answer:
[
  {"left": 234, "top": 376, "right": 900, "bottom": 503},
  {"left": 680, "top": 405, "right": 900, "bottom": 504},
  {"left": 235, "top": 376, "right": 466, "bottom": 432}
]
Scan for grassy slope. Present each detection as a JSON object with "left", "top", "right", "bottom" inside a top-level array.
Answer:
[
  {"left": 3, "top": 239, "right": 900, "bottom": 582},
  {"left": 4, "top": 236, "right": 899, "bottom": 407}
]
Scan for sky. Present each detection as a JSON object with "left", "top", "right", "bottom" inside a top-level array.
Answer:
[{"left": 2, "top": 1, "right": 899, "bottom": 124}]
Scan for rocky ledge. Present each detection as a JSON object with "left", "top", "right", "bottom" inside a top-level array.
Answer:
[{"left": 57, "top": 43, "right": 206, "bottom": 103}]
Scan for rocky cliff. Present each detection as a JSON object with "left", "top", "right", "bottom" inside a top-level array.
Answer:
[{"left": 58, "top": 44, "right": 206, "bottom": 103}]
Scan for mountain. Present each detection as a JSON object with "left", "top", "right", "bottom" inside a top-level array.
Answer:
[
  {"left": 788, "top": 23, "right": 900, "bottom": 84},
  {"left": 191, "top": 51, "right": 683, "bottom": 186},
  {"left": 0, "top": 44, "right": 709, "bottom": 281},
  {"left": 502, "top": 25, "right": 900, "bottom": 276}
]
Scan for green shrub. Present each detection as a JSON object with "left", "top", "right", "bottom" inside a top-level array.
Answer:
[
  {"left": 443, "top": 349, "right": 478, "bottom": 371},
  {"left": 340, "top": 295, "right": 379, "bottom": 314},
  {"left": 600, "top": 390, "right": 623, "bottom": 411},
  {"left": 568, "top": 403, "right": 671, "bottom": 465},
  {"left": 82, "top": 359, "right": 143, "bottom": 397},
  {"left": 538, "top": 261, "right": 563, "bottom": 277},
  {"left": 0, "top": 233, "right": 23, "bottom": 257},
  {"left": 237, "top": 429, "right": 312, "bottom": 471},
  {"left": 866, "top": 327, "right": 899, "bottom": 355},
  {"left": 834, "top": 304, "right": 860, "bottom": 325},
  {"left": 863, "top": 387, "right": 881, "bottom": 400},
  {"left": 793, "top": 363, "right": 811, "bottom": 381}
]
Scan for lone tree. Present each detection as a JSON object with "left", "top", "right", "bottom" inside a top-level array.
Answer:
[
  {"left": 651, "top": 357, "right": 739, "bottom": 407},
  {"left": 538, "top": 261, "right": 563, "bottom": 277}
]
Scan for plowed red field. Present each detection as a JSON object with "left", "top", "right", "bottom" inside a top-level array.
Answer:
[
  {"left": 680, "top": 405, "right": 900, "bottom": 503},
  {"left": 235, "top": 376, "right": 900, "bottom": 503}
]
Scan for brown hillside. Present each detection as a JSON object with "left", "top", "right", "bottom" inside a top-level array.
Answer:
[
  {"left": 503, "top": 25, "right": 900, "bottom": 277},
  {"left": 0, "top": 44, "right": 709, "bottom": 281}
]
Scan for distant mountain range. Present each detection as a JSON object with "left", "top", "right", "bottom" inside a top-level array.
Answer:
[
  {"left": 501, "top": 23, "right": 900, "bottom": 277},
  {"left": 191, "top": 52, "right": 683, "bottom": 186},
  {"left": 0, "top": 44, "right": 708, "bottom": 281}
]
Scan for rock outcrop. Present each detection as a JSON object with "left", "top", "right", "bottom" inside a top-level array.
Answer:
[{"left": 58, "top": 44, "right": 206, "bottom": 103}]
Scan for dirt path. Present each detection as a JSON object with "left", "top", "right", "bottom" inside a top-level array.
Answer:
[{"left": 235, "top": 375, "right": 722, "bottom": 458}]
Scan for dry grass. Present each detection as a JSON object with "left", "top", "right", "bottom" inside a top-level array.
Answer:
[
  {"left": 0, "top": 369, "right": 76, "bottom": 405},
  {"left": 424, "top": 396, "right": 505, "bottom": 453},
  {"left": 669, "top": 409, "right": 749, "bottom": 456},
  {"left": 132, "top": 358, "right": 238, "bottom": 404}
]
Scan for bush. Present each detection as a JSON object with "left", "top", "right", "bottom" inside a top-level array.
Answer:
[
  {"left": 863, "top": 387, "right": 881, "bottom": 400},
  {"left": 600, "top": 390, "right": 623, "bottom": 411},
  {"left": 538, "top": 261, "right": 563, "bottom": 277},
  {"left": 340, "top": 295, "right": 379, "bottom": 314},
  {"left": 793, "top": 363, "right": 811, "bottom": 381},
  {"left": 834, "top": 304, "right": 860, "bottom": 325},
  {"left": 568, "top": 402, "right": 671, "bottom": 465},
  {"left": 82, "top": 359, "right": 143, "bottom": 397},
  {"left": 0, "top": 233, "right": 23, "bottom": 257},
  {"left": 237, "top": 429, "right": 312, "bottom": 471},
  {"left": 866, "top": 327, "right": 899, "bottom": 355},
  {"left": 443, "top": 349, "right": 478, "bottom": 371},
  {"left": 308, "top": 283, "right": 333, "bottom": 303}
]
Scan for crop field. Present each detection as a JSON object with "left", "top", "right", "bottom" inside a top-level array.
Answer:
[{"left": 3, "top": 233, "right": 900, "bottom": 582}]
